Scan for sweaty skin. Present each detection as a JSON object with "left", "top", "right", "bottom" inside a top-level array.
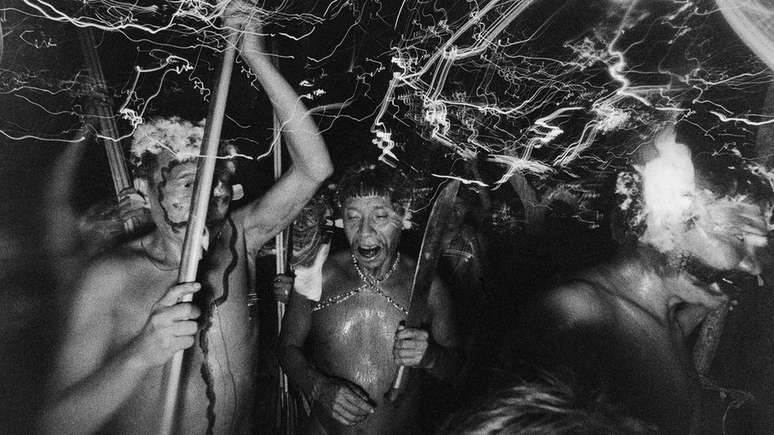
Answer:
[
  {"left": 524, "top": 200, "right": 767, "bottom": 435},
  {"left": 312, "top": 251, "right": 422, "bottom": 434},
  {"left": 279, "top": 194, "right": 459, "bottom": 435},
  {"left": 39, "top": 6, "right": 333, "bottom": 433}
]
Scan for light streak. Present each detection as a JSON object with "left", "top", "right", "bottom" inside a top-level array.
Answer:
[
  {"left": 709, "top": 110, "right": 774, "bottom": 127},
  {"left": 2, "top": 0, "right": 772, "bottom": 232}
]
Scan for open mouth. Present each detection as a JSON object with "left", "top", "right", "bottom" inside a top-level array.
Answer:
[{"left": 357, "top": 246, "right": 381, "bottom": 259}]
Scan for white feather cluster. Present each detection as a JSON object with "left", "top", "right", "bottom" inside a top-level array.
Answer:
[{"left": 130, "top": 117, "right": 205, "bottom": 165}]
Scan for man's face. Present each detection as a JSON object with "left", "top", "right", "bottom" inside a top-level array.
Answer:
[
  {"left": 148, "top": 152, "right": 197, "bottom": 235},
  {"left": 206, "top": 170, "right": 233, "bottom": 228},
  {"left": 674, "top": 200, "right": 768, "bottom": 303},
  {"left": 147, "top": 151, "right": 233, "bottom": 237},
  {"left": 343, "top": 195, "right": 403, "bottom": 271}
]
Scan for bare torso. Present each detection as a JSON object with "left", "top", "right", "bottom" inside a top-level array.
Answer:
[
  {"left": 307, "top": 251, "right": 420, "bottom": 435},
  {"left": 537, "top": 264, "right": 701, "bottom": 434},
  {"left": 102, "top": 214, "right": 260, "bottom": 434}
]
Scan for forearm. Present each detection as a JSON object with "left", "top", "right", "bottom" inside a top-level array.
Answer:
[
  {"left": 279, "top": 344, "right": 327, "bottom": 398},
  {"left": 423, "top": 342, "right": 462, "bottom": 381},
  {"left": 39, "top": 348, "right": 149, "bottom": 435},
  {"left": 242, "top": 51, "right": 332, "bottom": 182}
]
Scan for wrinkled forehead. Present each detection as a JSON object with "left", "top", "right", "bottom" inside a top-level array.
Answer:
[{"left": 343, "top": 195, "right": 396, "bottom": 212}]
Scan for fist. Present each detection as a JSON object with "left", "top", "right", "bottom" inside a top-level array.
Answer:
[
  {"left": 272, "top": 274, "right": 293, "bottom": 304},
  {"left": 393, "top": 325, "right": 432, "bottom": 368},
  {"left": 223, "top": 0, "right": 265, "bottom": 54},
  {"left": 313, "top": 377, "right": 375, "bottom": 426},
  {"left": 117, "top": 187, "right": 151, "bottom": 233},
  {"left": 129, "top": 282, "right": 202, "bottom": 367}
]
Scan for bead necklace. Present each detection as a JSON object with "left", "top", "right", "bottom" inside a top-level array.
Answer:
[
  {"left": 311, "top": 253, "right": 407, "bottom": 315},
  {"left": 351, "top": 252, "right": 401, "bottom": 286}
]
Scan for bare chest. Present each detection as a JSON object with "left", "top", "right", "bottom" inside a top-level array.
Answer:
[{"left": 310, "top": 277, "right": 410, "bottom": 397}]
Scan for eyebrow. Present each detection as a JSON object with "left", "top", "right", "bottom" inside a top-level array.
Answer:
[{"left": 174, "top": 169, "right": 197, "bottom": 179}]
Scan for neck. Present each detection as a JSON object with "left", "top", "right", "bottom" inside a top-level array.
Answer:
[
  {"left": 358, "top": 251, "right": 399, "bottom": 281},
  {"left": 598, "top": 252, "right": 674, "bottom": 325},
  {"left": 143, "top": 229, "right": 184, "bottom": 268}
]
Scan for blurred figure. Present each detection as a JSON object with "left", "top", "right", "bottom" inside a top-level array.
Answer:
[
  {"left": 517, "top": 127, "right": 770, "bottom": 434},
  {"left": 439, "top": 371, "right": 655, "bottom": 434}
]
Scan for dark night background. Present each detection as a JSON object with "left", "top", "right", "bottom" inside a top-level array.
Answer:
[{"left": 2, "top": 0, "right": 774, "bottom": 433}]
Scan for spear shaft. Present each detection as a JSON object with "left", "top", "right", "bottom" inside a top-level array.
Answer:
[{"left": 159, "top": 33, "right": 239, "bottom": 435}]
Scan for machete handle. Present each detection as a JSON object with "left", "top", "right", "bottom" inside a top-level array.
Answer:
[{"left": 385, "top": 365, "right": 408, "bottom": 403}]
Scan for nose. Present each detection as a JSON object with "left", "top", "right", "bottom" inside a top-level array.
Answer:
[{"left": 358, "top": 219, "right": 376, "bottom": 238}]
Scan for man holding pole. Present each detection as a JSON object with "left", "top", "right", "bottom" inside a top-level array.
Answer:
[
  {"left": 279, "top": 163, "right": 460, "bottom": 434},
  {"left": 39, "top": 3, "right": 332, "bottom": 433}
]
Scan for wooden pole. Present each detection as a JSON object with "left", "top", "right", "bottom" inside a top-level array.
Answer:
[
  {"left": 78, "top": 28, "right": 136, "bottom": 232},
  {"left": 158, "top": 32, "right": 239, "bottom": 435},
  {"left": 78, "top": 28, "right": 132, "bottom": 196},
  {"left": 270, "top": 39, "right": 293, "bottom": 433}
]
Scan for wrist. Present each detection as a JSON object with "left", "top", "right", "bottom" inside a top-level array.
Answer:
[
  {"left": 310, "top": 373, "right": 328, "bottom": 402},
  {"left": 122, "top": 342, "right": 152, "bottom": 372},
  {"left": 421, "top": 342, "right": 439, "bottom": 370}
]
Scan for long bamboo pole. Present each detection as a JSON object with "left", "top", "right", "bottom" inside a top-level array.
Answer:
[
  {"left": 271, "top": 44, "right": 293, "bottom": 433},
  {"left": 78, "top": 27, "right": 132, "bottom": 196},
  {"left": 158, "top": 32, "right": 239, "bottom": 435},
  {"left": 78, "top": 28, "right": 136, "bottom": 232}
]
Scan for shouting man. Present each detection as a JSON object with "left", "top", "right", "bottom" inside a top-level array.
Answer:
[
  {"left": 279, "top": 163, "right": 459, "bottom": 434},
  {"left": 39, "top": 5, "right": 332, "bottom": 434},
  {"left": 519, "top": 127, "right": 770, "bottom": 434}
]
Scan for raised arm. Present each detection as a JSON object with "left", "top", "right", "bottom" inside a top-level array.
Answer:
[
  {"left": 39, "top": 263, "right": 200, "bottom": 434},
  {"left": 226, "top": 6, "right": 333, "bottom": 244}
]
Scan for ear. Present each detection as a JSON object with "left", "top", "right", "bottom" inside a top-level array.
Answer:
[{"left": 232, "top": 183, "right": 244, "bottom": 201}]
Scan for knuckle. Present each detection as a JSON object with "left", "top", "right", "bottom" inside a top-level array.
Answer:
[{"left": 149, "top": 313, "right": 164, "bottom": 328}]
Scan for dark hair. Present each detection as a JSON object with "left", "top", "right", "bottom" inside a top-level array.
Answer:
[
  {"left": 336, "top": 162, "right": 412, "bottom": 213},
  {"left": 439, "top": 374, "right": 655, "bottom": 434}
]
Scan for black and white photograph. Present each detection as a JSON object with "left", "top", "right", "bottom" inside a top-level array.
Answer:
[{"left": 2, "top": 0, "right": 774, "bottom": 433}]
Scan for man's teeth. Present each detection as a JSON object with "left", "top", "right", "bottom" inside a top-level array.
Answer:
[{"left": 358, "top": 246, "right": 380, "bottom": 258}]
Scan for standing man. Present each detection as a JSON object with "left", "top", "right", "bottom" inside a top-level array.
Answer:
[
  {"left": 39, "top": 4, "right": 333, "bottom": 433},
  {"left": 519, "top": 128, "right": 770, "bottom": 434},
  {"left": 279, "top": 163, "right": 460, "bottom": 434}
]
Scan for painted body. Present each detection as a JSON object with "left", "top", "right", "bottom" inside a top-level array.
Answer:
[
  {"left": 39, "top": 4, "right": 333, "bottom": 433},
  {"left": 280, "top": 185, "right": 459, "bottom": 435},
  {"left": 88, "top": 211, "right": 260, "bottom": 434},
  {"left": 307, "top": 251, "right": 420, "bottom": 434}
]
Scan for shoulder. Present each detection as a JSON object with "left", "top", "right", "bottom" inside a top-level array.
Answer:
[
  {"left": 323, "top": 250, "right": 351, "bottom": 276},
  {"left": 318, "top": 250, "right": 357, "bottom": 298},
  {"left": 540, "top": 279, "right": 614, "bottom": 330},
  {"left": 74, "top": 241, "right": 148, "bottom": 302},
  {"left": 63, "top": 249, "right": 136, "bottom": 328}
]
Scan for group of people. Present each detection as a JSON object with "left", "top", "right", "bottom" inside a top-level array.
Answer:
[{"left": 37, "top": 5, "right": 772, "bottom": 435}]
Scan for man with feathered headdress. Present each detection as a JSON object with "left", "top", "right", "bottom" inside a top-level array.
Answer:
[{"left": 40, "top": 3, "right": 332, "bottom": 434}]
